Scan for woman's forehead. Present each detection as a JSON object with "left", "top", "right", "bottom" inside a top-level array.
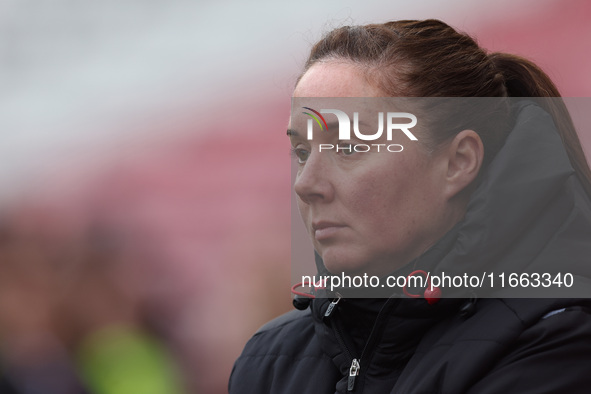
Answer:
[{"left": 294, "top": 61, "right": 382, "bottom": 98}]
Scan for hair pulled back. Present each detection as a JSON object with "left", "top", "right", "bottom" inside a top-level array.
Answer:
[{"left": 301, "top": 19, "right": 591, "bottom": 197}]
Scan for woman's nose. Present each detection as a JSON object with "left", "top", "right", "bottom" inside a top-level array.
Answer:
[{"left": 293, "top": 152, "right": 334, "bottom": 205}]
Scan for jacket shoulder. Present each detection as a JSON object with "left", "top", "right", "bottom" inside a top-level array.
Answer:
[
  {"left": 229, "top": 308, "right": 336, "bottom": 394},
  {"left": 254, "top": 308, "right": 312, "bottom": 335},
  {"left": 239, "top": 308, "right": 316, "bottom": 359},
  {"left": 236, "top": 307, "right": 319, "bottom": 361}
]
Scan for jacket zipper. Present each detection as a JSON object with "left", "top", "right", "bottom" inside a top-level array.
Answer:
[
  {"left": 330, "top": 297, "right": 398, "bottom": 392},
  {"left": 325, "top": 294, "right": 342, "bottom": 318},
  {"left": 348, "top": 359, "right": 360, "bottom": 391}
]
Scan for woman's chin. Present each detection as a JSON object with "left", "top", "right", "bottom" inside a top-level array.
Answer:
[{"left": 322, "top": 256, "right": 370, "bottom": 278}]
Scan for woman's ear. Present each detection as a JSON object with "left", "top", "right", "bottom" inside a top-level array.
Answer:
[{"left": 444, "top": 129, "right": 484, "bottom": 199}]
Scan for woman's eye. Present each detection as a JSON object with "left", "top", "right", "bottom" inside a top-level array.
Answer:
[
  {"left": 337, "top": 143, "right": 355, "bottom": 155},
  {"left": 291, "top": 147, "right": 310, "bottom": 163}
]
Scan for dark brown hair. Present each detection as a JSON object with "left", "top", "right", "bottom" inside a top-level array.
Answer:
[{"left": 300, "top": 19, "right": 591, "bottom": 197}]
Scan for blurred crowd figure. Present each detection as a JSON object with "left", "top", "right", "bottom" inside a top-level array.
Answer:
[
  {"left": 0, "top": 127, "right": 292, "bottom": 394},
  {"left": 0, "top": 205, "right": 186, "bottom": 394}
]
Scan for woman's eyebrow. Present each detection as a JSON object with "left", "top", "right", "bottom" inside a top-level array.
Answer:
[{"left": 287, "top": 129, "right": 299, "bottom": 137}]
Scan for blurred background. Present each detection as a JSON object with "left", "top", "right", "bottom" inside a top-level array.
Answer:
[{"left": 0, "top": 0, "right": 589, "bottom": 393}]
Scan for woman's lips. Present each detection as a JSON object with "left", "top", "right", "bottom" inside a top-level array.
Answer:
[{"left": 313, "top": 222, "right": 346, "bottom": 241}]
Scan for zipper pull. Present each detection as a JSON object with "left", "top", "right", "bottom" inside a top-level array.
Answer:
[
  {"left": 348, "top": 358, "right": 360, "bottom": 391},
  {"left": 324, "top": 293, "right": 342, "bottom": 318}
]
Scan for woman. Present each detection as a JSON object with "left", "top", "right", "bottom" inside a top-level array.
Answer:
[{"left": 229, "top": 19, "right": 591, "bottom": 393}]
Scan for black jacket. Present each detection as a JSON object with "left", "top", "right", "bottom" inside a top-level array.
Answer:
[{"left": 229, "top": 101, "right": 591, "bottom": 393}]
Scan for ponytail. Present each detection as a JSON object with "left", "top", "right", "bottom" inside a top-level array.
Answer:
[{"left": 489, "top": 53, "right": 591, "bottom": 198}]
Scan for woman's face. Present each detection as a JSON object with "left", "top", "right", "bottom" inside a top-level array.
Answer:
[{"left": 290, "top": 61, "right": 454, "bottom": 277}]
